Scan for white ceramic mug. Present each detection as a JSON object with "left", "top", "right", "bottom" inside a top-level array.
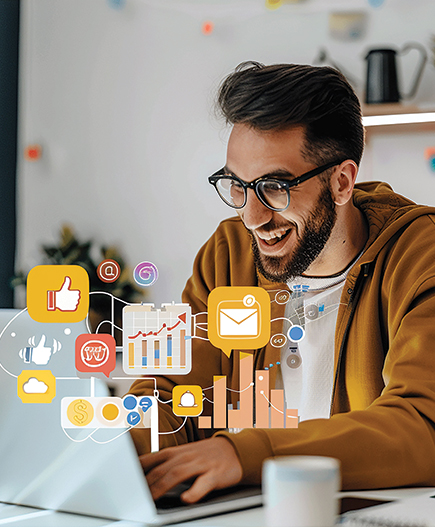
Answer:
[{"left": 263, "top": 456, "right": 340, "bottom": 527}]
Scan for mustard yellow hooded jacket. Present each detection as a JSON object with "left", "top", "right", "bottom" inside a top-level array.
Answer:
[{"left": 130, "top": 182, "right": 435, "bottom": 490}]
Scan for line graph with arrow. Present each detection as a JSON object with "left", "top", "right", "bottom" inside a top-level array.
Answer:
[{"left": 122, "top": 304, "right": 192, "bottom": 375}]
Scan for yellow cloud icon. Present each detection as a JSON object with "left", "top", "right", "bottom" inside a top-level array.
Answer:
[
  {"left": 17, "top": 370, "right": 56, "bottom": 404},
  {"left": 23, "top": 377, "right": 48, "bottom": 394}
]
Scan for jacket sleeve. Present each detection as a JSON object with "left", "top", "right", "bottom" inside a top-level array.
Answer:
[
  {"left": 129, "top": 217, "right": 257, "bottom": 455},
  {"left": 216, "top": 215, "right": 435, "bottom": 490}
]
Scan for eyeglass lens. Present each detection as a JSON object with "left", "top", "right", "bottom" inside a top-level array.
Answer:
[{"left": 215, "top": 177, "right": 289, "bottom": 210}]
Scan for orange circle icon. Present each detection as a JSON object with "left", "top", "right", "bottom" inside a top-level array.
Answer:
[
  {"left": 102, "top": 403, "right": 120, "bottom": 421},
  {"left": 97, "top": 259, "right": 121, "bottom": 283}
]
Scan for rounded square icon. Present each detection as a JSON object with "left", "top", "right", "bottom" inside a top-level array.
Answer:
[
  {"left": 27, "top": 265, "right": 89, "bottom": 323},
  {"left": 75, "top": 334, "right": 116, "bottom": 378},
  {"left": 208, "top": 286, "right": 271, "bottom": 358},
  {"left": 172, "top": 385, "right": 203, "bottom": 417},
  {"left": 17, "top": 370, "right": 56, "bottom": 404}
]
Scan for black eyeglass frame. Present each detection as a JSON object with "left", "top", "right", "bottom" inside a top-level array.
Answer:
[{"left": 208, "top": 159, "right": 343, "bottom": 212}]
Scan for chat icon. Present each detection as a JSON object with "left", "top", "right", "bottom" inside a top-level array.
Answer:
[
  {"left": 17, "top": 370, "right": 56, "bottom": 403},
  {"left": 208, "top": 287, "right": 271, "bottom": 358},
  {"left": 75, "top": 334, "right": 116, "bottom": 378}
]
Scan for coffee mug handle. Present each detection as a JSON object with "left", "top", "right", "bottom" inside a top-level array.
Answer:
[{"left": 399, "top": 42, "right": 427, "bottom": 99}]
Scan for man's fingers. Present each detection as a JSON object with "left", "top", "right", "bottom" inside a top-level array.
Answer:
[
  {"left": 180, "top": 473, "right": 217, "bottom": 504},
  {"left": 148, "top": 460, "right": 202, "bottom": 501},
  {"left": 139, "top": 450, "right": 170, "bottom": 473}
]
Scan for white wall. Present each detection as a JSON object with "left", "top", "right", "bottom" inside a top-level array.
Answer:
[{"left": 17, "top": 0, "right": 435, "bottom": 306}]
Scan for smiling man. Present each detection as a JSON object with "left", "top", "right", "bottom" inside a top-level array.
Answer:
[{"left": 130, "top": 62, "right": 435, "bottom": 504}]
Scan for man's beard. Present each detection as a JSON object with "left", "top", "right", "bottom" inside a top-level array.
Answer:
[{"left": 249, "top": 183, "right": 337, "bottom": 283}]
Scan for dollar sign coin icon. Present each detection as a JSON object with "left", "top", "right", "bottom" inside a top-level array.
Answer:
[{"left": 67, "top": 398, "right": 94, "bottom": 427}]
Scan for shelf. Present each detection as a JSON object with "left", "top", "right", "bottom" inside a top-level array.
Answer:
[{"left": 362, "top": 104, "right": 435, "bottom": 137}]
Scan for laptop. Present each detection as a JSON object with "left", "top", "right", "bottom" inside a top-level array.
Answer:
[{"left": 0, "top": 309, "right": 262, "bottom": 524}]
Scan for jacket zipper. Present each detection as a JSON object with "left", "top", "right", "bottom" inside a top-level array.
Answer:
[{"left": 329, "top": 262, "right": 373, "bottom": 416}]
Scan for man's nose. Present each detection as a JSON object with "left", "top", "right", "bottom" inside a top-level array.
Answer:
[{"left": 240, "top": 188, "right": 273, "bottom": 231}]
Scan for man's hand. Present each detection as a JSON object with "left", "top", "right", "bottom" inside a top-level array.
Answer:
[{"left": 140, "top": 437, "right": 243, "bottom": 504}]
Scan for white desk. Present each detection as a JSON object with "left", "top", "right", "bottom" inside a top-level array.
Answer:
[{"left": 0, "top": 488, "right": 433, "bottom": 527}]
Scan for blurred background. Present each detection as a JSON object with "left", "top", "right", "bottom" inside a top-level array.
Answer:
[{"left": 1, "top": 0, "right": 435, "bottom": 310}]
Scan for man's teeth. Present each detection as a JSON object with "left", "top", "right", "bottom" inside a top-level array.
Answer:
[{"left": 260, "top": 229, "right": 290, "bottom": 245}]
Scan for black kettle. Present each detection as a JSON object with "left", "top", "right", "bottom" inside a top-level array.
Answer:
[{"left": 365, "top": 43, "right": 427, "bottom": 104}]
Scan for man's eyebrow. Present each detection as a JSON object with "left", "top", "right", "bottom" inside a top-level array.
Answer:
[{"left": 223, "top": 166, "right": 297, "bottom": 180}]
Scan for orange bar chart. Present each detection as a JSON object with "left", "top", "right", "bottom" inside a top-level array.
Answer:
[
  {"left": 255, "top": 370, "right": 270, "bottom": 428},
  {"left": 213, "top": 376, "right": 227, "bottom": 429},
  {"left": 228, "top": 353, "right": 253, "bottom": 429},
  {"left": 286, "top": 408, "right": 298, "bottom": 429},
  {"left": 271, "top": 390, "right": 285, "bottom": 429},
  {"left": 198, "top": 354, "right": 298, "bottom": 430},
  {"left": 198, "top": 416, "right": 212, "bottom": 429}
]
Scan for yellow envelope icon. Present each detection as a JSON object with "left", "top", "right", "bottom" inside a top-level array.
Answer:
[
  {"left": 219, "top": 307, "right": 258, "bottom": 337},
  {"left": 208, "top": 287, "right": 271, "bottom": 358}
]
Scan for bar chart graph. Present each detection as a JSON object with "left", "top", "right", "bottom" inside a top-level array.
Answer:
[
  {"left": 123, "top": 303, "right": 192, "bottom": 375},
  {"left": 198, "top": 352, "right": 298, "bottom": 429}
]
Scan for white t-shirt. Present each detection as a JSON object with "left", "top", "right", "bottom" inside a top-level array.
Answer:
[{"left": 276, "top": 267, "right": 353, "bottom": 422}]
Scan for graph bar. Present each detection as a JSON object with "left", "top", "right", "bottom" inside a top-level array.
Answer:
[
  {"left": 180, "top": 330, "right": 186, "bottom": 367},
  {"left": 167, "top": 335, "right": 172, "bottom": 368},
  {"left": 198, "top": 416, "right": 212, "bottom": 429},
  {"left": 213, "top": 376, "right": 227, "bottom": 429},
  {"left": 141, "top": 340, "right": 147, "bottom": 367},
  {"left": 122, "top": 304, "right": 192, "bottom": 375},
  {"left": 271, "top": 389, "right": 285, "bottom": 428},
  {"left": 154, "top": 341, "right": 160, "bottom": 369},
  {"left": 285, "top": 408, "right": 298, "bottom": 429},
  {"left": 228, "top": 353, "right": 253, "bottom": 429},
  {"left": 255, "top": 370, "right": 269, "bottom": 428},
  {"left": 128, "top": 342, "right": 134, "bottom": 369}
]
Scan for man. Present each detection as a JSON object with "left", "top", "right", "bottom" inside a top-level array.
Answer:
[{"left": 130, "top": 62, "right": 435, "bottom": 504}]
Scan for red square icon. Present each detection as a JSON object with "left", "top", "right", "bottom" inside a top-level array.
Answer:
[{"left": 75, "top": 334, "right": 116, "bottom": 378}]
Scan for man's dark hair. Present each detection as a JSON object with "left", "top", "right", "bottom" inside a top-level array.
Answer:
[{"left": 217, "top": 61, "right": 365, "bottom": 166}]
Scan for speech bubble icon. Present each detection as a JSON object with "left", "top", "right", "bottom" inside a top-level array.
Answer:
[
  {"left": 75, "top": 334, "right": 116, "bottom": 378},
  {"left": 207, "top": 286, "right": 271, "bottom": 358},
  {"left": 138, "top": 396, "right": 152, "bottom": 414}
]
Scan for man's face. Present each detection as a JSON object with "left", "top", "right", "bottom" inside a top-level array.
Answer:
[{"left": 225, "top": 124, "right": 337, "bottom": 282}]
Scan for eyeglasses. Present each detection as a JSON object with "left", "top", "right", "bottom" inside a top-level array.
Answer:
[{"left": 208, "top": 160, "right": 342, "bottom": 212}]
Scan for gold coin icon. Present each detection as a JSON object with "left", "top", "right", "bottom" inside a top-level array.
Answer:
[
  {"left": 101, "top": 403, "right": 119, "bottom": 421},
  {"left": 67, "top": 398, "right": 94, "bottom": 427}
]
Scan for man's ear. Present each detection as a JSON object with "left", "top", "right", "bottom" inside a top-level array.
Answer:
[{"left": 331, "top": 160, "right": 358, "bottom": 206}]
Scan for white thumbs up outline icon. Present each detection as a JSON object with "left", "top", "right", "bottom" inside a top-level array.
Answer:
[{"left": 47, "top": 276, "right": 81, "bottom": 312}]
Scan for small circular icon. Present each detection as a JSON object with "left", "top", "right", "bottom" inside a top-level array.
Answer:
[
  {"left": 138, "top": 396, "right": 152, "bottom": 414},
  {"left": 133, "top": 261, "right": 158, "bottom": 287},
  {"left": 243, "top": 294, "right": 255, "bottom": 307},
  {"left": 275, "top": 290, "right": 290, "bottom": 305},
  {"left": 97, "top": 259, "right": 121, "bottom": 283},
  {"left": 305, "top": 304, "right": 319, "bottom": 320},
  {"left": 270, "top": 333, "right": 287, "bottom": 348},
  {"left": 101, "top": 403, "right": 120, "bottom": 421},
  {"left": 288, "top": 325, "right": 305, "bottom": 343},
  {"left": 123, "top": 395, "right": 137, "bottom": 410},
  {"left": 126, "top": 411, "right": 141, "bottom": 426},
  {"left": 286, "top": 354, "right": 302, "bottom": 369},
  {"left": 67, "top": 399, "right": 94, "bottom": 427}
]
